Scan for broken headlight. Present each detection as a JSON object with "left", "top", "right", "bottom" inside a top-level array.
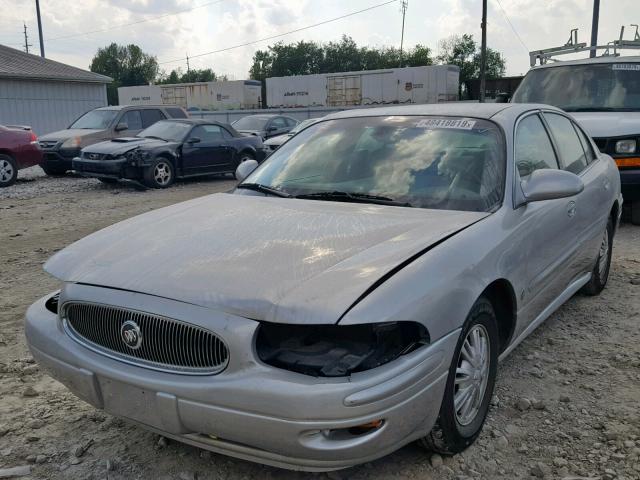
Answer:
[{"left": 256, "top": 322, "right": 429, "bottom": 377}]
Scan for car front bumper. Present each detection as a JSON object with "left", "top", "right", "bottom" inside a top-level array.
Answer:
[
  {"left": 41, "top": 148, "right": 79, "bottom": 170},
  {"left": 25, "top": 284, "right": 457, "bottom": 471},
  {"left": 72, "top": 157, "right": 141, "bottom": 181},
  {"left": 620, "top": 168, "right": 640, "bottom": 202}
]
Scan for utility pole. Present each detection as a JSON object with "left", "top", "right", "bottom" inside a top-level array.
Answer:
[
  {"left": 35, "top": 0, "right": 45, "bottom": 57},
  {"left": 589, "top": 0, "right": 600, "bottom": 58},
  {"left": 23, "top": 22, "right": 32, "bottom": 54},
  {"left": 479, "top": 0, "right": 487, "bottom": 102},
  {"left": 186, "top": 54, "right": 191, "bottom": 74},
  {"left": 399, "top": 0, "right": 408, "bottom": 67}
]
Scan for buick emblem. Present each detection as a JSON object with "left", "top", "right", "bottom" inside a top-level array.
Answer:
[{"left": 120, "top": 320, "right": 142, "bottom": 350}]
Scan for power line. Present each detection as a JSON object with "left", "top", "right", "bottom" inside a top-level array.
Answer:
[
  {"left": 47, "top": 0, "right": 227, "bottom": 41},
  {"left": 493, "top": 0, "right": 529, "bottom": 53},
  {"left": 159, "top": 0, "right": 398, "bottom": 65}
]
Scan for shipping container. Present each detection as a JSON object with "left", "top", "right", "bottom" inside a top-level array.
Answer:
[
  {"left": 266, "top": 65, "right": 459, "bottom": 108},
  {"left": 117, "top": 80, "right": 262, "bottom": 111}
]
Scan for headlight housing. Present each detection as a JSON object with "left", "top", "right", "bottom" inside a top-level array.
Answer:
[
  {"left": 615, "top": 139, "right": 637, "bottom": 154},
  {"left": 61, "top": 137, "right": 82, "bottom": 149},
  {"left": 256, "top": 322, "right": 429, "bottom": 377}
]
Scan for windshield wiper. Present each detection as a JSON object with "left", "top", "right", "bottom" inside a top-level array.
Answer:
[
  {"left": 236, "top": 183, "right": 292, "bottom": 198},
  {"left": 295, "top": 191, "right": 412, "bottom": 207}
]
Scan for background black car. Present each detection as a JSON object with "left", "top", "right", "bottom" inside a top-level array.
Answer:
[
  {"left": 232, "top": 114, "right": 298, "bottom": 139},
  {"left": 72, "top": 119, "right": 266, "bottom": 188}
]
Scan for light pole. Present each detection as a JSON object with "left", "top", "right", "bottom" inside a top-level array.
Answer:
[
  {"left": 399, "top": 0, "right": 408, "bottom": 67},
  {"left": 589, "top": 0, "right": 600, "bottom": 58},
  {"left": 479, "top": 0, "right": 487, "bottom": 102},
  {"left": 35, "top": 0, "right": 45, "bottom": 57}
]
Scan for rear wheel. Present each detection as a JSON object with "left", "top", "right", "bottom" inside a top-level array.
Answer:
[
  {"left": 581, "top": 217, "right": 613, "bottom": 295},
  {"left": 0, "top": 154, "right": 17, "bottom": 187},
  {"left": 143, "top": 158, "right": 174, "bottom": 189},
  {"left": 632, "top": 201, "right": 640, "bottom": 226},
  {"left": 419, "top": 297, "right": 498, "bottom": 454}
]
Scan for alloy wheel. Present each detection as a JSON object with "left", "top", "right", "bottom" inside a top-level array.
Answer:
[
  {"left": 0, "top": 159, "right": 14, "bottom": 184},
  {"left": 154, "top": 162, "right": 172, "bottom": 186},
  {"left": 454, "top": 324, "right": 490, "bottom": 426}
]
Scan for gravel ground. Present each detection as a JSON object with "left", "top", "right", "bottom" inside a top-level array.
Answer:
[{"left": 1, "top": 168, "right": 639, "bottom": 480}]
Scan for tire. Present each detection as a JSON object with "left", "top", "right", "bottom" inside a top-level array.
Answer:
[
  {"left": 143, "top": 158, "right": 175, "bottom": 189},
  {"left": 98, "top": 178, "right": 118, "bottom": 184},
  {"left": 41, "top": 164, "right": 68, "bottom": 176},
  {"left": 581, "top": 216, "right": 613, "bottom": 296},
  {"left": 419, "top": 297, "right": 499, "bottom": 455},
  {"left": 0, "top": 154, "right": 18, "bottom": 188},
  {"left": 632, "top": 201, "right": 640, "bottom": 226}
]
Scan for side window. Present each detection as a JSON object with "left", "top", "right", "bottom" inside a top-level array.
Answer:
[
  {"left": 166, "top": 107, "right": 187, "bottom": 119},
  {"left": 271, "top": 117, "right": 287, "bottom": 129},
  {"left": 121, "top": 110, "right": 143, "bottom": 130},
  {"left": 141, "top": 109, "right": 165, "bottom": 128},
  {"left": 191, "top": 125, "right": 224, "bottom": 143},
  {"left": 285, "top": 117, "right": 298, "bottom": 127},
  {"left": 574, "top": 123, "right": 598, "bottom": 164},
  {"left": 220, "top": 128, "right": 233, "bottom": 139},
  {"left": 515, "top": 114, "right": 559, "bottom": 178},
  {"left": 544, "top": 113, "right": 589, "bottom": 174}
]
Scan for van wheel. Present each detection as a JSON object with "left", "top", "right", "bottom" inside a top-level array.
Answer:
[
  {"left": 419, "top": 297, "right": 498, "bottom": 454},
  {"left": 581, "top": 217, "right": 613, "bottom": 295},
  {"left": 143, "top": 158, "right": 174, "bottom": 189},
  {"left": 0, "top": 154, "right": 18, "bottom": 187}
]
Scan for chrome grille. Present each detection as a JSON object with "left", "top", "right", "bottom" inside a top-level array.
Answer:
[
  {"left": 62, "top": 302, "right": 229, "bottom": 375},
  {"left": 39, "top": 140, "right": 59, "bottom": 150}
]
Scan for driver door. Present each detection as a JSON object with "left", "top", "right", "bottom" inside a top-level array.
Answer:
[{"left": 181, "top": 125, "right": 233, "bottom": 175}]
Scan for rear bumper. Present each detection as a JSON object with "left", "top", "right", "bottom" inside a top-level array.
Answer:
[
  {"left": 16, "top": 145, "right": 43, "bottom": 170},
  {"left": 25, "top": 285, "right": 457, "bottom": 471},
  {"left": 620, "top": 169, "right": 640, "bottom": 202}
]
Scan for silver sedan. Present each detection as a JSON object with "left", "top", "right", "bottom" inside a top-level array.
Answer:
[{"left": 25, "top": 103, "right": 622, "bottom": 471}]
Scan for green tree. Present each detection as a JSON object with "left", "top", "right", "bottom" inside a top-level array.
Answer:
[
  {"left": 157, "top": 68, "right": 219, "bottom": 84},
  {"left": 437, "top": 34, "right": 506, "bottom": 98},
  {"left": 90, "top": 43, "right": 159, "bottom": 105}
]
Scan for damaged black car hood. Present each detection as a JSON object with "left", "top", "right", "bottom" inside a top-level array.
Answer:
[
  {"left": 45, "top": 193, "right": 488, "bottom": 324},
  {"left": 82, "top": 137, "right": 179, "bottom": 157}
]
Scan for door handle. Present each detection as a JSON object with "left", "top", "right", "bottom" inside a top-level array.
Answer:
[{"left": 567, "top": 201, "right": 577, "bottom": 218}]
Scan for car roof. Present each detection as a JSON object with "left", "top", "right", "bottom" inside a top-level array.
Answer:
[
  {"left": 530, "top": 55, "right": 640, "bottom": 70},
  {"left": 95, "top": 105, "right": 184, "bottom": 111},
  {"left": 322, "top": 103, "right": 561, "bottom": 121}
]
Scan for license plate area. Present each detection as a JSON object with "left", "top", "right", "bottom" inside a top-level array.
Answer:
[{"left": 98, "top": 377, "right": 160, "bottom": 427}]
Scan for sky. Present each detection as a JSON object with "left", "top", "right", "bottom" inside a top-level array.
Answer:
[{"left": 0, "top": 0, "right": 638, "bottom": 80}]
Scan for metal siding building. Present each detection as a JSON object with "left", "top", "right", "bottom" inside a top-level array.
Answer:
[{"left": 0, "top": 44, "right": 111, "bottom": 135}]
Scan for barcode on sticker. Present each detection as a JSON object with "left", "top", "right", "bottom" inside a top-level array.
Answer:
[{"left": 415, "top": 119, "right": 477, "bottom": 129}]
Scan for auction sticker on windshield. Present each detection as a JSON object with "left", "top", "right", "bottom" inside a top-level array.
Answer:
[
  {"left": 415, "top": 118, "right": 477, "bottom": 129},
  {"left": 612, "top": 64, "right": 640, "bottom": 71}
]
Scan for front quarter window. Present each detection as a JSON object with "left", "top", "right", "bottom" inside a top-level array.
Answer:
[{"left": 243, "top": 116, "right": 506, "bottom": 212}]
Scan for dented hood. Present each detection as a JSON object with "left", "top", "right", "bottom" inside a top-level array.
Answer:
[{"left": 45, "top": 193, "right": 488, "bottom": 324}]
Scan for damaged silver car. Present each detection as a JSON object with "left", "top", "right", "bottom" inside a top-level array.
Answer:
[{"left": 25, "top": 103, "right": 622, "bottom": 471}]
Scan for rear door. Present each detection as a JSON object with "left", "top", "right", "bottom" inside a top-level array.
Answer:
[
  {"left": 181, "top": 125, "right": 232, "bottom": 174},
  {"left": 542, "top": 111, "right": 609, "bottom": 277},
  {"left": 514, "top": 112, "right": 581, "bottom": 331},
  {"left": 140, "top": 109, "right": 166, "bottom": 129},
  {"left": 117, "top": 110, "right": 144, "bottom": 137}
]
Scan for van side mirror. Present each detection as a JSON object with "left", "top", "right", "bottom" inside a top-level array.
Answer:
[
  {"left": 520, "top": 169, "right": 584, "bottom": 205},
  {"left": 115, "top": 123, "right": 128, "bottom": 132}
]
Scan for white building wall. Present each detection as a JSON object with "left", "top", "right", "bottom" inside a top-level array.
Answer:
[{"left": 0, "top": 79, "right": 107, "bottom": 135}]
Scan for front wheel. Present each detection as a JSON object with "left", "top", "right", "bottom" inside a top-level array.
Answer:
[
  {"left": 581, "top": 217, "right": 613, "bottom": 295},
  {"left": 419, "top": 297, "right": 498, "bottom": 454},
  {"left": 0, "top": 154, "right": 18, "bottom": 187},
  {"left": 143, "top": 158, "right": 175, "bottom": 189}
]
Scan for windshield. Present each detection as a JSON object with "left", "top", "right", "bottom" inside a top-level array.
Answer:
[
  {"left": 138, "top": 121, "right": 192, "bottom": 142},
  {"left": 512, "top": 62, "right": 640, "bottom": 111},
  {"left": 242, "top": 116, "right": 505, "bottom": 212},
  {"left": 233, "top": 116, "right": 269, "bottom": 131},
  {"left": 69, "top": 110, "right": 119, "bottom": 129}
]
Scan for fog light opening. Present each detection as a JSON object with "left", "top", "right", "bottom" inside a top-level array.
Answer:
[
  {"left": 321, "top": 419, "right": 385, "bottom": 439},
  {"left": 348, "top": 419, "right": 384, "bottom": 436}
]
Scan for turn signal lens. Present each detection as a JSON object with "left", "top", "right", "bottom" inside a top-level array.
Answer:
[
  {"left": 614, "top": 157, "right": 640, "bottom": 168},
  {"left": 615, "top": 139, "right": 637, "bottom": 154}
]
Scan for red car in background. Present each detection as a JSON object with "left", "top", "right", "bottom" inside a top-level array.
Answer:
[{"left": 0, "top": 125, "right": 43, "bottom": 187}]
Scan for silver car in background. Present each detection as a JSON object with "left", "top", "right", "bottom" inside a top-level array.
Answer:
[
  {"left": 263, "top": 117, "right": 322, "bottom": 153},
  {"left": 25, "top": 103, "right": 621, "bottom": 471}
]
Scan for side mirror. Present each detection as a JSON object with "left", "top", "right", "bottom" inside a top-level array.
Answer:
[
  {"left": 235, "top": 159, "right": 259, "bottom": 182},
  {"left": 520, "top": 169, "right": 584, "bottom": 205},
  {"left": 267, "top": 126, "right": 278, "bottom": 132},
  {"left": 115, "top": 123, "right": 128, "bottom": 132},
  {"left": 187, "top": 137, "right": 201, "bottom": 144}
]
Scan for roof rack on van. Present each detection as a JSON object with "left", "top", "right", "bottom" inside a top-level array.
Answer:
[{"left": 529, "top": 25, "right": 640, "bottom": 66}]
